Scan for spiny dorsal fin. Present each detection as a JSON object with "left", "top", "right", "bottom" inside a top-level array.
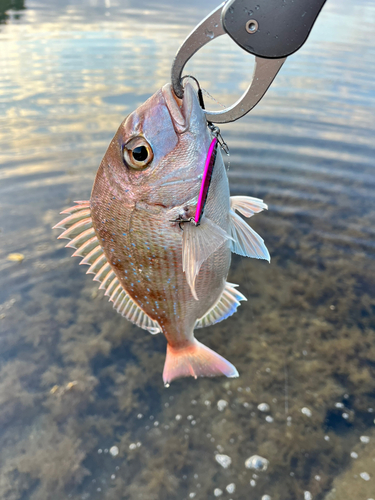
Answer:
[
  {"left": 229, "top": 195, "right": 270, "bottom": 261},
  {"left": 195, "top": 282, "right": 247, "bottom": 330},
  {"left": 113, "top": 291, "right": 160, "bottom": 334},
  {"left": 182, "top": 216, "right": 233, "bottom": 301},
  {"left": 53, "top": 202, "right": 161, "bottom": 335}
]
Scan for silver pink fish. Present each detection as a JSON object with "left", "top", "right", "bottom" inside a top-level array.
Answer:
[{"left": 54, "top": 82, "right": 269, "bottom": 385}]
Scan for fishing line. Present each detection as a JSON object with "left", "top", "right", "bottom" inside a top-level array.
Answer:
[
  {"left": 201, "top": 88, "right": 227, "bottom": 109},
  {"left": 180, "top": 75, "right": 230, "bottom": 155},
  {"left": 284, "top": 361, "right": 289, "bottom": 416}
]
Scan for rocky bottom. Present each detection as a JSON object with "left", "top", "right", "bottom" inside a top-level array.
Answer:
[{"left": 0, "top": 185, "right": 374, "bottom": 500}]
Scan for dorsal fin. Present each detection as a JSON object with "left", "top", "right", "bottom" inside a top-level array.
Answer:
[
  {"left": 195, "top": 282, "right": 247, "bottom": 329},
  {"left": 53, "top": 202, "right": 161, "bottom": 335}
]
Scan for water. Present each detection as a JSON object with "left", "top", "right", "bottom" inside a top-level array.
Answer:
[{"left": 0, "top": 0, "right": 375, "bottom": 499}]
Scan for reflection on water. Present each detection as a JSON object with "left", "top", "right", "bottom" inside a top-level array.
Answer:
[
  {"left": 0, "top": 0, "right": 25, "bottom": 24},
  {"left": 0, "top": 0, "right": 375, "bottom": 499}
]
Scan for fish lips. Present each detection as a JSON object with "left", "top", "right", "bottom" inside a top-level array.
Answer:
[{"left": 162, "top": 82, "right": 196, "bottom": 134}]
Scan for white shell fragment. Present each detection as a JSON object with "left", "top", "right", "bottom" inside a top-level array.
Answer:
[
  {"left": 109, "top": 446, "right": 119, "bottom": 457},
  {"left": 301, "top": 407, "right": 312, "bottom": 417},
  {"left": 226, "top": 483, "right": 235, "bottom": 494},
  {"left": 360, "top": 435, "right": 370, "bottom": 443},
  {"left": 257, "top": 403, "right": 270, "bottom": 412},
  {"left": 304, "top": 492, "right": 312, "bottom": 500},
  {"left": 245, "top": 455, "right": 269, "bottom": 471},
  {"left": 217, "top": 400, "right": 228, "bottom": 411},
  {"left": 214, "top": 488, "right": 223, "bottom": 497},
  {"left": 262, "top": 496, "right": 271, "bottom": 500},
  {"left": 215, "top": 454, "right": 232, "bottom": 469},
  {"left": 360, "top": 472, "right": 370, "bottom": 481}
]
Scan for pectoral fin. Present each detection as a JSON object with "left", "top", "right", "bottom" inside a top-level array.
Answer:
[{"left": 182, "top": 216, "right": 233, "bottom": 300}]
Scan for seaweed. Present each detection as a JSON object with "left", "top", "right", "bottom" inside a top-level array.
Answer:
[{"left": 1, "top": 220, "right": 375, "bottom": 499}]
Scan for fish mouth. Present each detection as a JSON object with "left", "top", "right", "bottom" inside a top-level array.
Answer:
[{"left": 162, "top": 82, "right": 195, "bottom": 134}]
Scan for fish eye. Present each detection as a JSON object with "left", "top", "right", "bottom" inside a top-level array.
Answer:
[{"left": 123, "top": 137, "right": 153, "bottom": 170}]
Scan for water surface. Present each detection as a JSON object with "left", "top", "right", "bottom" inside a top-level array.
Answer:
[{"left": 0, "top": 1, "right": 375, "bottom": 499}]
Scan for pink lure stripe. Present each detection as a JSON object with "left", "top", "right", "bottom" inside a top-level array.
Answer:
[{"left": 194, "top": 137, "right": 218, "bottom": 224}]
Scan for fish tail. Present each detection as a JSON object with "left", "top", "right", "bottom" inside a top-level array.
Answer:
[{"left": 163, "top": 339, "right": 239, "bottom": 386}]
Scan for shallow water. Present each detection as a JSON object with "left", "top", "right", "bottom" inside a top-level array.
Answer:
[{"left": 0, "top": 0, "right": 375, "bottom": 499}]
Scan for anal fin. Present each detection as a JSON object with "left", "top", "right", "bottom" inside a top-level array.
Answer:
[{"left": 195, "top": 281, "right": 246, "bottom": 329}]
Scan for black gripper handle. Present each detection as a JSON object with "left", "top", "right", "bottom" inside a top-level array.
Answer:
[{"left": 222, "top": 0, "right": 327, "bottom": 59}]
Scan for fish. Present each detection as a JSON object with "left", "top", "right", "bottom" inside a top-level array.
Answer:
[{"left": 53, "top": 82, "right": 270, "bottom": 385}]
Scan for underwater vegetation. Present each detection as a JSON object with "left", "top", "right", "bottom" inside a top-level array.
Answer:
[{"left": 0, "top": 181, "right": 374, "bottom": 500}]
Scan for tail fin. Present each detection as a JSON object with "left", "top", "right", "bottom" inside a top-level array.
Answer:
[{"left": 163, "top": 339, "right": 239, "bottom": 385}]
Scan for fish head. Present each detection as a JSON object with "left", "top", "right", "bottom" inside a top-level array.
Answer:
[{"left": 93, "top": 82, "right": 211, "bottom": 208}]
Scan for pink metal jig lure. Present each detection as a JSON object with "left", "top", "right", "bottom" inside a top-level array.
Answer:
[{"left": 194, "top": 137, "right": 218, "bottom": 225}]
